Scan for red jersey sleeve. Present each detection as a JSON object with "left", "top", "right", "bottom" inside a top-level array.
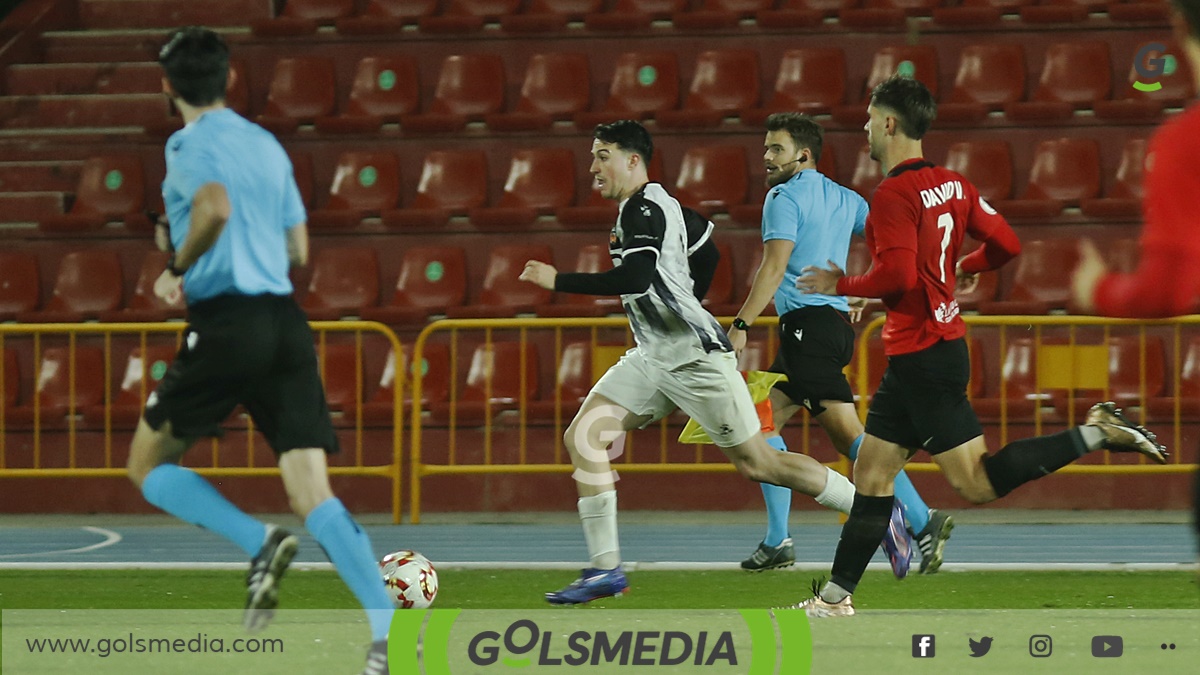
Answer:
[
  {"left": 959, "top": 185, "right": 1021, "bottom": 274},
  {"left": 835, "top": 184, "right": 919, "bottom": 297},
  {"left": 1094, "top": 108, "right": 1200, "bottom": 317}
]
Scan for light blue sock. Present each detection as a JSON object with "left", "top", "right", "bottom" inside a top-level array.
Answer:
[
  {"left": 761, "top": 435, "right": 792, "bottom": 547},
  {"left": 306, "top": 497, "right": 395, "bottom": 642},
  {"left": 142, "top": 464, "right": 266, "bottom": 557},
  {"left": 846, "top": 434, "right": 931, "bottom": 533}
]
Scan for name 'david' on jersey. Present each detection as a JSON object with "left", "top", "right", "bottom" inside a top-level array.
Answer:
[{"left": 919, "top": 180, "right": 963, "bottom": 209}]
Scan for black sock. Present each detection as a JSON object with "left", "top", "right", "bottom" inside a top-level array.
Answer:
[
  {"left": 982, "top": 428, "right": 1089, "bottom": 499},
  {"left": 829, "top": 493, "right": 894, "bottom": 594}
]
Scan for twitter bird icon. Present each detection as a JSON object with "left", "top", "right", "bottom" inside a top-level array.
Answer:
[{"left": 969, "top": 637, "right": 993, "bottom": 657}]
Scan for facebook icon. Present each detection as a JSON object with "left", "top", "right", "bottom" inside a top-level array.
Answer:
[{"left": 912, "top": 634, "right": 936, "bottom": 658}]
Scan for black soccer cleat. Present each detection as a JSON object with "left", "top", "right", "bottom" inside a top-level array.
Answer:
[
  {"left": 244, "top": 525, "right": 299, "bottom": 633},
  {"left": 361, "top": 640, "right": 389, "bottom": 675}
]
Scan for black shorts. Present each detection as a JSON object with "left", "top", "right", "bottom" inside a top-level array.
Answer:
[
  {"left": 143, "top": 293, "right": 339, "bottom": 456},
  {"left": 768, "top": 305, "right": 855, "bottom": 416},
  {"left": 864, "top": 337, "right": 983, "bottom": 455}
]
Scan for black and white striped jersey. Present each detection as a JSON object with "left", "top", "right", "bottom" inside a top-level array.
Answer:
[{"left": 610, "top": 182, "right": 733, "bottom": 363}]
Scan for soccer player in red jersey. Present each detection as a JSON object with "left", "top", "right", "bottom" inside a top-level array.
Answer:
[
  {"left": 791, "top": 76, "right": 1169, "bottom": 617},
  {"left": 1072, "top": 0, "right": 1200, "bottom": 568}
]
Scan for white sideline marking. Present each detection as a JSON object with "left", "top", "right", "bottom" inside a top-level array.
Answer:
[
  {"left": 0, "top": 561, "right": 1194, "bottom": 572},
  {"left": 0, "top": 527, "right": 123, "bottom": 560}
]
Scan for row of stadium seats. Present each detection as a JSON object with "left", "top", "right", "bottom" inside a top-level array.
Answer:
[
  {"left": 250, "top": 0, "right": 1174, "bottom": 35},
  {"left": 6, "top": 41, "right": 1184, "bottom": 132},
  {"left": 4, "top": 330, "right": 1199, "bottom": 430},
  {"left": 0, "top": 236, "right": 1146, "bottom": 325},
  {"left": 3, "top": 134, "right": 1146, "bottom": 230}
]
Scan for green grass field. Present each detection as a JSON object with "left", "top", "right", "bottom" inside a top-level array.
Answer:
[{"left": 2, "top": 570, "right": 1197, "bottom": 674}]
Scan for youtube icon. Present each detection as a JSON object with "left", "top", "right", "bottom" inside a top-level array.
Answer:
[{"left": 1091, "top": 635, "right": 1124, "bottom": 658}]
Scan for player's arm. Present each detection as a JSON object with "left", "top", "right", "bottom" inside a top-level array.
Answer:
[
  {"left": 171, "top": 182, "right": 230, "bottom": 272},
  {"left": 282, "top": 163, "right": 309, "bottom": 268},
  {"left": 286, "top": 222, "right": 309, "bottom": 268},
  {"left": 734, "top": 190, "right": 796, "bottom": 325},
  {"left": 683, "top": 207, "right": 718, "bottom": 301},
  {"left": 815, "top": 187, "right": 917, "bottom": 299},
  {"left": 957, "top": 191, "right": 1021, "bottom": 275},
  {"left": 550, "top": 251, "right": 656, "bottom": 295}
]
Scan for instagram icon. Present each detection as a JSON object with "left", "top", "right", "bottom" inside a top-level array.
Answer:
[{"left": 1029, "top": 635, "right": 1053, "bottom": 658}]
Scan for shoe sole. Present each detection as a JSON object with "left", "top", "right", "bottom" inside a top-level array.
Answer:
[
  {"left": 545, "top": 587, "right": 629, "bottom": 606},
  {"left": 741, "top": 560, "right": 796, "bottom": 572},
  {"left": 919, "top": 516, "right": 954, "bottom": 575},
  {"left": 244, "top": 534, "right": 299, "bottom": 632},
  {"left": 1091, "top": 403, "right": 1169, "bottom": 464}
]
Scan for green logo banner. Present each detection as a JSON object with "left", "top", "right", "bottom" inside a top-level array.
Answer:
[{"left": 389, "top": 610, "right": 812, "bottom": 674}]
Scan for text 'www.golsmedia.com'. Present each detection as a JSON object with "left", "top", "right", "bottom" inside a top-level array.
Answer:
[{"left": 23, "top": 633, "right": 284, "bottom": 658}]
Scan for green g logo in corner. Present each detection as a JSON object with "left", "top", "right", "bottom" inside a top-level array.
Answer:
[{"left": 389, "top": 609, "right": 811, "bottom": 673}]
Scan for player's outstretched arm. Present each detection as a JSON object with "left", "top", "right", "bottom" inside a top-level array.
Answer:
[{"left": 520, "top": 252, "right": 656, "bottom": 296}]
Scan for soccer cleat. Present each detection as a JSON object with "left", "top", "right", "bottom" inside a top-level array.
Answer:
[
  {"left": 361, "top": 640, "right": 388, "bottom": 675},
  {"left": 913, "top": 509, "right": 954, "bottom": 575},
  {"left": 545, "top": 567, "right": 629, "bottom": 605},
  {"left": 1085, "top": 402, "right": 1169, "bottom": 464},
  {"left": 781, "top": 578, "right": 855, "bottom": 618},
  {"left": 243, "top": 525, "right": 299, "bottom": 633},
  {"left": 880, "top": 501, "right": 912, "bottom": 579},
  {"left": 741, "top": 538, "right": 796, "bottom": 572}
]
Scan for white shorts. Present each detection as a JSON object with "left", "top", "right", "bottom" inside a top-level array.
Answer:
[{"left": 590, "top": 347, "right": 760, "bottom": 448}]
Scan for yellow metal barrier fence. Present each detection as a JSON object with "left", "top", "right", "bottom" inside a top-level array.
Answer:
[
  {"left": 855, "top": 314, "right": 1199, "bottom": 475},
  {"left": 0, "top": 321, "right": 406, "bottom": 523}
]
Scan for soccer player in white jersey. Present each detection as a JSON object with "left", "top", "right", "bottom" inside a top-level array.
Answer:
[{"left": 520, "top": 120, "right": 870, "bottom": 604}]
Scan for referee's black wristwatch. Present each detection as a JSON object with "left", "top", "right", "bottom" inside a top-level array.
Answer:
[
  {"left": 731, "top": 318, "right": 751, "bottom": 332},
  {"left": 165, "top": 254, "right": 185, "bottom": 277}
]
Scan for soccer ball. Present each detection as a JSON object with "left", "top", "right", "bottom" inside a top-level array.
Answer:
[{"left": 379, "top": 550, "right": 438, "bottom": 609}]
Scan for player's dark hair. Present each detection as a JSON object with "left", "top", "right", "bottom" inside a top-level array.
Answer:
[
  {"left": 158, "top": 26, "right": 229, "bottom": 107},
  {"left": 593, "top": 120, "right": 654, "bottom": 164},
  {"left": 1172, "top": 0, "right": 1200, "bottom": 38},
  {"left": 765, "top": 112, "right": 823, "bottom": 163},
  {"left": 869, "top": 75, "right": 937, "bottom": 140}
]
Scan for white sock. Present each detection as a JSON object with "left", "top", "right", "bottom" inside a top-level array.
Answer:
[
  {"left": 578, "top": 491, "right": 621, "bottom": 570},
  {"left": 814, "top": 467, "right": 855, "bottom": 515},
  {"left": 821, "top": 580, "right": 852, "bottom": 603},
  {"left": 1079, "top": 425, "right": 1105, "bottom": 451}
]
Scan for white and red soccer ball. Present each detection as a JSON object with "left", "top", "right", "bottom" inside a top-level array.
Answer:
[{"left": 379, "top": 550, "right": 439, "bottom": 609}]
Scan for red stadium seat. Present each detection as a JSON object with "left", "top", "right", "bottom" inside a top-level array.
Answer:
[
  {"left": 0, "top": 252, "right": 40, "bottom": 321},
  {"left": 996, "top": 138, "right": 1100, "bottom": 219},
  {"left": 360, "top": 346, "right": 403, "bottom": 425},
  {"left": 317, "top": 343, "right": 365, "bottom": 417},
  {"left": 942, "top": 141, "right": 1013, "bottom": 202},
  {"left": 7, "top": 346, "right": 105, "bottom": 427},
  {"left": 574, "top": 52, "right": 679, "bottom": 128},
  {"left": 1149, "top": 336, "right": 1200, "bottom": 420},
  {"left": 1006, "top": 41, "right": 1111, "bottom": 121},
  {"left": 979, "top": 238, "right": 1079, "bottom": 315},
  {"left": 361, "top": 245, "right": 468, "bottom": 324},
  {"left": 744, "top": 48, "right": 846, "bottom": 122},
  {"left": 1053, "top": 335, "right": 1165, "bottom": 419},
  {"left": 834, "top": 45, "right": 938, "bottom": 126},
  {"left": 756, "top": 0, "right": 841, "bottom": 28},
  {"left": 430, "top": 341, "right": 540, "bottom": 425},
  {"left": 940, "top": 44, "right": 1026, "bottom": 122},
  {"left": 446, "top": 245, "right": 554, "bottom": 318},
  {"left": 410, "top": 342, "right": 452, "bottom": 405},
  {"left": 703, "top": 242, "right": 738, "bottom": 316},
  {"left": 953, "top": 246, "right": 1001, "bottom": 310},
  {"left": 382, "top": 150, "right": 489, "bottom": 229},
  {"left": 672, "top": 0, "right": 773, "bottom": 29},
  {"left": 316, "top": 56, "right": 419, "bottom": 133},
  {"left": 17, "top": 251, "right": 122, "bottom": 323},
  {"left": 487, "top": 53, "right": 591, "bottom": 132},
  {"left": 526, "top": 341, "right": 598, "bottom": 421},
  {"left": 470, "top": 148, "right": 576, "bottom": 229},
  {"left": 99, "top": 250, "right": 185, "bottom": 322},
  {"left": 301, "top": 247, "right": 380, "bottom": 320},
  {"left": 658, "top": 49, "right": 760, "bottom": 129},
  {"left": 1097, "top": 42, "right": 1196, "bottom": 121},
  {"left": 251, "top": 0, "right": 356, "bottom": 36},
  {"left": 972, "top": 338, "right": 1047, "bottom": 421},
  {"left": 39, "top": 155, "right": 145, "bottom": 233},
  {"left": 337, "top": 0, "right": 439, "bottom": 34},
  {"left": 2, "top": 347, "right": 17, "bottom": 411},
  {"left": 584, "top": 0, "right": 685, "bottom": 28},
  {"left": 419, "top": 0, "right": 522, "bottom": 32},
  {"left": 1080, "top": 138, "right": 1147, "bottom": 220},
  {"left": 500, "top": 0, "right": 603, "bottom": 31},
  {"left": 257, "top": 57, "right": 336, "bottom": 134},
  {"left": 82, "top": 344, "right": 177, "bottom": 427},
  {"left": 308, "top": 152, "right": 401, "bottom": 229},
  {"left": 674, "top": 145, "right": 748, "bottom": 217},
  {"left": 850, "top": 145, "right": 883, "bottom": 200},
  {"left": 288, "top": 151, "right": 316, "bottom": 209},
  {"left": 401, "top": 54, "right": 506, "bottom": 133},
  {"left": 537, "top": 244, "right": 620, "bottom": 318},
  {"left": 1018, "top": 0, "right": 1091, "bottom": 23}
]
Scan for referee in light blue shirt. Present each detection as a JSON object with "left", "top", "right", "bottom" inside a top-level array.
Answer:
[
  {"left": 726, "top": 113, "right": 942, "bottom": 576},
  {"left": 125, "top": 27, "right": 393, "bottom": 675}
]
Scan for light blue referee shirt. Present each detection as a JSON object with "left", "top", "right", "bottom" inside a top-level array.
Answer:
[
  {"left": 163, "top": 108, "right": 306, "bottom": 303},
  {"left": 762, "top": 168, "right": 868, "bottom": 315}
]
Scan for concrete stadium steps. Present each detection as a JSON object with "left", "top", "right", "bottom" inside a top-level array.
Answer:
[
  {"left": 0, "top": 93, "right": 169, "bottom": 129},
  {"left": 77, "top": 0, "right": 271, "bottom": 30},
  {"left": 0, "top": 192, "right": 66, "bottom": 222},
  {"left": 4, "top": 62, "right": 162, "bottom": 96},
  {"left": 0, "top": 160, "right": 83, "bottom": 192}
]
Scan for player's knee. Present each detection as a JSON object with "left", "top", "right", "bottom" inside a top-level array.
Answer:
[{"left": 956, "top": 483, "right": 993, "bottom": 505}]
